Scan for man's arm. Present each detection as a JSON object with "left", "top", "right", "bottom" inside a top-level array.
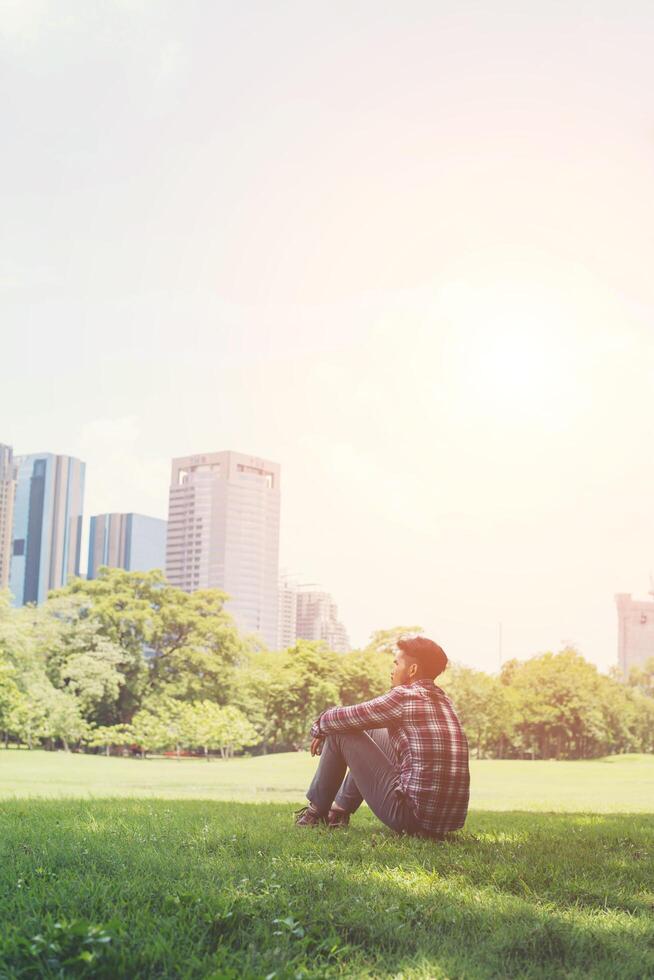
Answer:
[{"left": 310, "top": 687, "right": 405, "bottom": 739}]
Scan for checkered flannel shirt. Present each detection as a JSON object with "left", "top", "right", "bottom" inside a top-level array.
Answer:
[{"left": 310, "top": 678, "right": 470, "bottom": 836}]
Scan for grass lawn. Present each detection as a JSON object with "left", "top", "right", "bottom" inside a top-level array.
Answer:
[
  {"left": 2, "top": 749, "right": 654, "bottom": 811},
  {"left": 0, "top": 752, "right": 653, "bottom": 978}
]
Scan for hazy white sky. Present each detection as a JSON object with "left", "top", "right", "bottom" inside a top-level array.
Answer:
[{"left": 3, "top": 1, "right": 654, "bottom": 670}]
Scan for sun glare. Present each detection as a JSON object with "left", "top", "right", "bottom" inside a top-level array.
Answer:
[{"left": 441, "top": 282, "right": 578, "bottom": 426}]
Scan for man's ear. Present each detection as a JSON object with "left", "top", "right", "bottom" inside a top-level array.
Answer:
[{"left": 408, "top": 660, "right": 418, "bottom": 680}]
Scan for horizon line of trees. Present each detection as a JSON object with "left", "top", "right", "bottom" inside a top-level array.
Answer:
[{"left": 1, "top": 569, "right": 653, "bottom": 760}]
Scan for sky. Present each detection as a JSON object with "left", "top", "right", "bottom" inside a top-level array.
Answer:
[{"left": 2, "top": 1, "right": 654, "bottom": 672}]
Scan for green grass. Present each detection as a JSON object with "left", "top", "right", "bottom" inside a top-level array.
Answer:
[
  {"left": 2, "top": 750, "right": 654, "bottom": 810},
  {"left": 0, "top": 753, "right": 653, "bottom": 978}
]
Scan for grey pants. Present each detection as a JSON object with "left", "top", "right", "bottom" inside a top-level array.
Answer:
[{"left": 306, "top": 728, "right": 420, "bottom": 835}]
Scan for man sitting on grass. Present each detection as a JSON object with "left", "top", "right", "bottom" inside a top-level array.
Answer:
[{"left": 296, "top": 636, "right": 470, "bottom": 839}]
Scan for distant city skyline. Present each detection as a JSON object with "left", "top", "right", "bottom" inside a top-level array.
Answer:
[
  {"left": 4, "top": 429, "right": 654, "bottom": 668},
  {"left": 2, "top": 438, "right": 355, "bottom": 653}
]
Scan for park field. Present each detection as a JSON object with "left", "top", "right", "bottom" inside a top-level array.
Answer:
[
  {"left": 0, "top": 753, "right": 653, "bottom": 978},
  {"left": 1, "top": 748, "right": 654, "bottom": 811}
]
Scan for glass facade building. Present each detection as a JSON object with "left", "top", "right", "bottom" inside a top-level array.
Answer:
[
  {"left": 10, "top": 453, "right": 85, "bottom": 605},
  {"left": 87, "top": 513, "right": 167, "bottom": 579}
]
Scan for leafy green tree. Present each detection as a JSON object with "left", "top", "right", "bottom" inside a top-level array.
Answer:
[
  {"left": 337, "top": 649, "right": 392, "bottom": 705},
  {"left": 30, "top": 594, "right": 125, "bottom": 727},
  {"left": 500, "top": 649, "right": 613, "bottom": 759},
  {"left": 443, "top": 665, "right": 518, "bottom": 759},
  {"left": 365, "top": 626, "right": 423, "bottom": 656},
  {"left": 627, "top": 657, "right": 654, "bottom": 699},
  {"left": 127, "top": 701, "right": 178, "bottom": 757},
  {"left": 178, "top": 701, "right": 258, "bottom": 758},
  {"left": 0, "top": 661, "right": 23, "bottom": 747},
  {"left": 4, "top": 685, "right": 51, "bottom": 749},
  {"left": 41, "top": 686, "right": 90, "bottom": 751},
  {"left": 253, "top": 642, "right": 341, "bottom": 750},
  {"left": 85, "top": 724, "right": 133, "bottom": 756},
  {"left": 628, "top": 689, "right": 654, "bottom": 752},
  {"left": 53, "top": 569, "right": 250, "bottom": 720}
]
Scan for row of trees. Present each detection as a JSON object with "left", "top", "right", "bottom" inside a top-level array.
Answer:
[
  {"left": 1, "top": 569, "right": 653, "bottom": 759},
  {"left": 447, "top": 651, "right": 654, "bottom": 759}
]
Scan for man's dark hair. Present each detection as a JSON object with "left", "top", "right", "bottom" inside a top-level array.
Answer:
[{"left": 397, "top": 636, "right": 448, "bottom": 679}]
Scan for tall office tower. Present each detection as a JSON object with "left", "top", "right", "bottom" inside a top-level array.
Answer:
[
  {"left": 88, "top": 513, "right": 167, "bottom": 579},
  {"left": 277, "top": 575, "right": 298, "bottom": 649},
  {"left": 296, "top": 585, "right": 350, "bottom": 653},
  {"left": 0, "top": 444, "right": 16, "bottom": 590},
  {"left": 166, "top": 451, "right": 280, "bottom": 648},
  {"left": 10, "top": 453, "right": 85, "bottom": 605},
  {"left": 615, "top": 591, "right": 654, "bottom": 679}
]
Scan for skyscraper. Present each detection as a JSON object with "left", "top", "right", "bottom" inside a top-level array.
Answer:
[
  {"left": 10, "top": 453, "right": 85, "bottom": 605},
  {"left": 0, "top": 444, "right": 16, "bottom": 591},
  {"left": 277, "top": 575, "right": 298, "bottom": 649},
  {"left": 295, "top": 585, "right": 351, "bottom": 653},
  {"left": 166, "top": 451, "right": 280, "bottom": 647},
  {"left": 88, "top": 513, "right": 167, "bottom": 579},
  {"left": 615, "top": 591, "right": 654, "bottom": 679}
]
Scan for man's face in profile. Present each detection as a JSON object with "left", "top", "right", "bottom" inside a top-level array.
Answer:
[{"left": 391, "top": 651, "right": 414, "bottom": 688}]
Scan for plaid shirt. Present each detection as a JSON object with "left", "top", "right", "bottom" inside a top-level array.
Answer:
[{"left": 311, "top": 679, "right": 470, "bottom": 836}]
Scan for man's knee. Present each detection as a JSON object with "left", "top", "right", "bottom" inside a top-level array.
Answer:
[{"left": 322, "top": 731, "right": 366, "bottom": 756}]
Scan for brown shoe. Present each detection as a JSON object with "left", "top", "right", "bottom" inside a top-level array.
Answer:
[
  {"left": 327, "top": 809, "right": 350, "bottom": 829},
  {"left": 294, "top": 805, "right": 327, "bottom": 827}
]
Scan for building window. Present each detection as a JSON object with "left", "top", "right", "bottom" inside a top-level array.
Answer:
[
  {"left": 641, "top": 614, "right": 647, "bottom": 624},
  {"left": 13, "top": 539, "right": 25, "bottom": 556}
]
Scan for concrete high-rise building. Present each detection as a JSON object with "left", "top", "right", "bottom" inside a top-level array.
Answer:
[
  {"left": 615, "top": 591, "right": 654, "bottom": 679},
  {"left": 88, "top": 513, "right": 167, "bottom": 579},
  {"left": 296, "top": 585, "right": 350, "bottom": 653},
  {"left": 277, "top": 576, "right": 298, "bottom": 649},
  {"left": 0, "top": 444, "right": 16, "bottom": 590},
  {"left": 166, "top": 451, "right": 280, "bottom": 647},
  {"left": 10, "top": 453, "right": 85, "bottom": 605}
]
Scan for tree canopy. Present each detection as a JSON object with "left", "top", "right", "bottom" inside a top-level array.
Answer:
[{"left": 0, "top": 583, "right": 652, "bottom": 760}]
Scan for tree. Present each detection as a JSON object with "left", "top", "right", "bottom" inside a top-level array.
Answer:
[
  {"left": 4, "top": 685, "right": 51, "bottom": 750},
  {"left": 0, "top": 661, "right": 23, "bottom": 747},
  {"left": 500, "top": 649, "right": 612, "bottom": 759},
  {"left": 40, "top": 686, "right": 90, "bottom": 751},
  {"left": 85, "top": 724, "right": 133, "bottom": 756},
  {"left": 178, "top": 702, "right": 258, "bottom": 758},
  {"left": 127, "top": 701, "right": 178, "bottom": 757},
  {"left": 443, "top": 665, "right": 521, "bottom": 759},
  {"left": 52, "top": 569, "right": 251, "bottom": 720},
  {"left": 31, "top": 594, "right": 125, "bottom": 727},
  {"left": 253, "top": 642, "right": 341, "bottom": 750},
  {"left": 627, "top": 657, "right": 654, "bottom": 699},
  {"left": 337, "top": 649, "right": 392, "bottom": 705},
  {"left": 365, "top": 626, "right": 423, "bottom": 656}
]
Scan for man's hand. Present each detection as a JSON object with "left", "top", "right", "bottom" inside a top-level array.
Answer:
[{"left": 310, "top": 736, "right": 324, "bottom": 757}]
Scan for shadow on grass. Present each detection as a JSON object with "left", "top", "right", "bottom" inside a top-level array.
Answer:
[{"left": 0, "top": 800, "right": 653, "bottom": 978}]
